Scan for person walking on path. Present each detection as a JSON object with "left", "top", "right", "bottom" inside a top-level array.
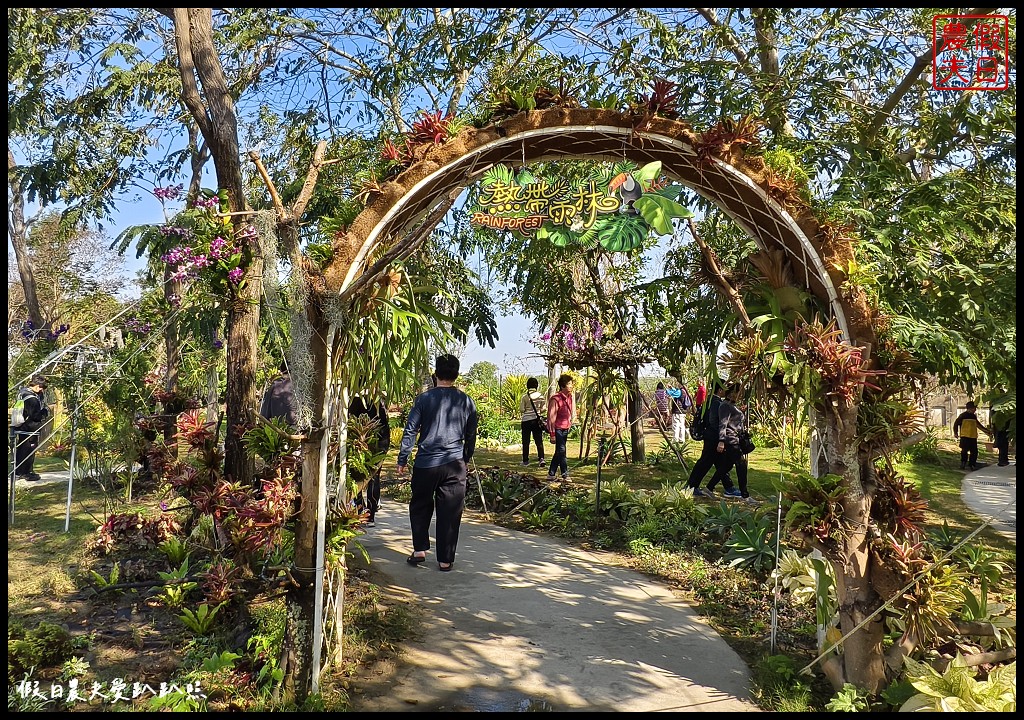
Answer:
[
  {"left": 693, "top": 380, "right": 707, "bottom": 409},
  {"left": 991, "top": 402, "right": 1013, "bottom": 467},
  {"left": 706, "top": 384, "right": 751, "bottom": 500},
  {"left": 519, "top": 377, "right": 546, "bottom": 467},
  {"left": 351, "top": 392, "right": 390, "bottom": 526},
  {"left": 547, "top": 374, "right": 576, "bottom": 481},
  {"left": 10, "top": 376, "right": 50, "bottom": 482},
  {"left": 654, "top": 382, "right": 671, "bottom": 428},
  {"left": 954, "top": 401, "right": 990, "bottom": 471},
  {"left": 686, "top": 381, "right": 728, "bottom": 497},
  {"left": 259, "top": 361, "right": 299, "bottom": 428},
  {"left": 397, "top": 354, "right": 479, "bottom": 572},
  {"left": 667, "top": 383, "right": 693, "bottom": 443}
]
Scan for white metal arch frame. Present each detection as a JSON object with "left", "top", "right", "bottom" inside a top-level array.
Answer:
[{"left": 332, "top": 109, "right": 853, "bottom": 341}]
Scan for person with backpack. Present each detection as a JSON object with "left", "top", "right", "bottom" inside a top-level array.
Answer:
[
  {"left": 706, "top": 383, "right": 754, "bottom": 501},
  {"left": 686, "top": 381, "right": 739, "bottom": 497},
  {"left": 10, "top": 375, "right": 50, "bottom": 482},
  {"left": 519, "top": 377, "right": 546, "bottom": 467},
  {"left": 666, "top": 383, "right": 693, "bottom": 442}
]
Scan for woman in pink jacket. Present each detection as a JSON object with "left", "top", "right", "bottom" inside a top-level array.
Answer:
[{"left": 546, "top": 373, "right": 575, "bottom": 480}]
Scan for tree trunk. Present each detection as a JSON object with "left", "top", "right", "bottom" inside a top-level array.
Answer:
[
  {"left": 8, "top": 149, "right": 44, "bottom": 329},
  {"left": 823, "top": 399, "right": 887, "bottom": 693},
  {"left": 282, "top": 307, "right": 329, "bottom": 704},
  {"left": 624, "top": 364, "right": 645, "bottom": 463},
  {"left": 170, "top": 7, "right": 260, "bottom": 485}
]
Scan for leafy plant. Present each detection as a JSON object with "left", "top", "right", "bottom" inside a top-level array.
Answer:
[
  {"left": 59, "top": 656, "right": 90, "bottom": 681},
  {"left": 722, "top": 513, "right": 776, "bottom": 573},
  {"left": 520, "top": 507, "right": 559, "bottom": 531},
  {"left": 87, "top": 561, "right": 121, "bottom": 589},
  {"left": 159, "top": 536, "right": 189, "bottom": 566},
  {"left": 826, "top": 683, "right": 871, "bottom": 711},
  {"left": 157, "top": 558, "right": 197, "bottom": 609},
  {"left": 899, "top": 655, "right": 1015, "bottom": 712},
  {"left": 201, "top": 650, "right": 241, "bottom": 674},
  {"left": 178, "top": 602, "right": 225, "bottom": 635},
  {"left": 593, "top": 476, "right": 636, "bottom": 522},
  {"left": 242, "top": 417, "right": 297, "bottom": 462}
]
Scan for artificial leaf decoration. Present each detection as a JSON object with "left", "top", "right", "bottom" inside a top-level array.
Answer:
[
  {"left": 480, "top": 164, "right": 514, "bottom": 188},
  {"left": 634, "top": 161, "right": 663, "bottom": 190},
  {"left": 632, "top": 194, "right": 694, "bottom": 236},
  {"left": 598, "top": 214, "right": 648, "bottom": 251},
  {"left": 545, "top": 226, "right": 574, "bottom": 248}
]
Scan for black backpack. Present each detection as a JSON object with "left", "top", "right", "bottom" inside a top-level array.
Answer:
[{"left": 690, "top": 403, "right": 708, "bottom": 441}]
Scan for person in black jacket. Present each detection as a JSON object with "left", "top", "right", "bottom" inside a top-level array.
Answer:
[
  {"left": 686, "top": 381, "right": 731, "bottom": 497},
  {"left": 706, "top": 384, "right": 750, "bottom": 500},
  {"left": 11, "top": 376, "right": 50, "bottom": 481},
  {"left": 350, "top": 393, "right": 391, "bottom": 526}
]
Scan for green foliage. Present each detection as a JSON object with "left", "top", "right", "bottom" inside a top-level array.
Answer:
[
  {"left": 157, "top": 558, "right": 198, "bottom": 609},
  {"left": 249, "top": 600, "right": 287, "bottom": 693},
  {"left": 87, "top": 561, "right": 121, "bottom": 589},
  {"left": 778, "top": 472, "right": 845, "bottom": 548},
  {"left": 179, "top": 602, "right": 226, "bottom": 635},
  {"left": 899, "top": 655, "right": 1015, "bottom": 712},
  {"left": 8, "top": 621, "right": 76, "bottom": 681},
  {"left": 722, "top": 512, "right": 777, "bottom": 573},
  {"left": 242, "top": 417, "right": 298, "bottom": 462},
  {"left": 826, "top": 683, "right": 871, "bottom": 712},
  {"left": 201, "top": 650, "right": 241, "bottom": 674},
  {"left": 520, "top": 506, "right": 560, "bottom": 531},
  {"left": 159, "top": 537, "right": 190, "bottom": 566},
  {"left": 593, "top": 476, "right": 635, "bottom": 522}
]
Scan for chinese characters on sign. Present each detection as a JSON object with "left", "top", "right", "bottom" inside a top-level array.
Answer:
[
  {"left": 12, "top": 678, "right": 205, "bottom": 705},
  {"left": 932, "top": 14, "right": 1009, "bottom": 91},
  {"left": 472, "top": 176, "right": 621, "bottom": 236}
]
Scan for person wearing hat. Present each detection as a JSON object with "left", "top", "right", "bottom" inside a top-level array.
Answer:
[
  {"left": 953, "top": 401, "right": 990, "bottom": 471},
  {"left": 11, "top": 375, "right": 50, "bottom": 482}
]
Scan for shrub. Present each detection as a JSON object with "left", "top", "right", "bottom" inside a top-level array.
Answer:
[{"left": 8, "top": 621, "right": 75, "bottom": 682}]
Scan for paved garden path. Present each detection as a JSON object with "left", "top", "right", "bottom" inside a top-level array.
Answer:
[
  {"left": 350, "top": 506, "right": 760, "bottom": 713},
  {"left": 960, "top": 461, "right": 1016, "bottom": 541}
]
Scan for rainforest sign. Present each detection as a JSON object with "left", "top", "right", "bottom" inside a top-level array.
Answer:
[
  {"left": 470, "top": 162, "right": 694, "bottom": 251},
  {"left": 472, "top": 178, "right": 621, "bottom": 235}
]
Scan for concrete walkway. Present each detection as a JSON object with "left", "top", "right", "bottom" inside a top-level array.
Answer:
[
  {"left": 960, "top": 461, "right": 1016, "bottom": 542},
  {"left": 350, "top": 506, "right": 760, "bottom": 713}
]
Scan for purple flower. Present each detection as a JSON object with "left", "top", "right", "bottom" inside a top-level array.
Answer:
[
  {"left": 228, "top": 267, "right": 244, "bottom": 284},
  {"left": 212, "top": 339, "right": 224, "bottom": 350},
  {"left": 192, "top": 195, "right": 221, "bottom": 210},
  {"left": 541, "top": 332, "right": 551, "bottom": 341},
  {"left": 153, "top": 184, "right": 183, "bottom": 202}
]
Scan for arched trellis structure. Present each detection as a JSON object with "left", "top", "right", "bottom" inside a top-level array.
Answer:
[
  {"left": 323, "top": 108, "right": 875, "bottom": 348},
  {"left": 306, "top": 108, "right": 888, "bottom": 694}
]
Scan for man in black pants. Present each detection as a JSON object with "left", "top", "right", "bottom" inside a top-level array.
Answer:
[
  {"left": 397, "top": 354, "right": 479, "bottom": 572},
  {"left": 11, "top": 376, "right": 50, "bottom": 482},
  {"left": 351, "top": 392, "right": 390, "bottom": 526},
  {"left": 685, "top": 381, "right": 734, "bottom": 497}
]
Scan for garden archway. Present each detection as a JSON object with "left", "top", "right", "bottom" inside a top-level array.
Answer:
[
  {"left": 323, "top": 108, "right": 875, "bottom": 348},
  {"left": 307, "top": 107, "right": 886, "bottom": 695}
]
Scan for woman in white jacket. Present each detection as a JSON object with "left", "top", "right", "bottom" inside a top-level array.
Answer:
[{"left": 519, "top": 377, "right": 546, "bottom": 466}]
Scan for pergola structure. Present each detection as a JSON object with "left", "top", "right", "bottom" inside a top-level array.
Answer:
[{"left": 304, "top": 107, "right": 880, "bottom": 691}]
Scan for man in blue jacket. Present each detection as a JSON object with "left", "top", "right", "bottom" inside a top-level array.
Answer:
[{"left": 397, "top": 354, "right": 478, "bottom": 572}]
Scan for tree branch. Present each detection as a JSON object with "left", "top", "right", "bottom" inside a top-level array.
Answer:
[
  {"left": 170, "top": 9, "right": 211, "bottom": 140},
  {"left": 688, "top": 218, "right": 752, "bottom": 329},
  {"left": 865, "top": 9, "right": 999, "bottom": 139}
]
